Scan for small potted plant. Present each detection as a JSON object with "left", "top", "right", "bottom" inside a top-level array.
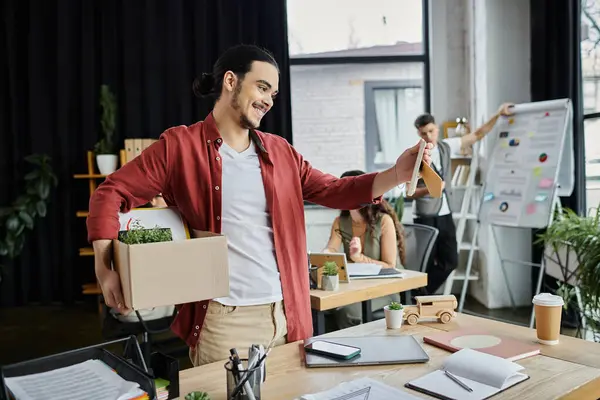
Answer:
[
  {"left": 384, "top": 301, "right": 404, "bottom": 329},
  {"left": 94, "top": 84, "right": 119, "bottom": 175},
  {"left": 321, "top": 261, "right": 339, "bottom": 291}
]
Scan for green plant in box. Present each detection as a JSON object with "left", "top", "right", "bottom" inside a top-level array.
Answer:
[
  {"left": 388, "top": 301, "right": 403, "bottom": 311},
  {"left": 322, "top": 261, "right": 338, "bottom": 276},
  {"left": 118, "top": 219, "right": 173, "bottom": 245}
]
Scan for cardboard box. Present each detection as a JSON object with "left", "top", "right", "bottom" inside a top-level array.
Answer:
[{"left": 113, "top": 230, "right": 229, "bottom": 310}]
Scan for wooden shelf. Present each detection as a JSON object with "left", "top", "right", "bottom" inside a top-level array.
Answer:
[
  {"left": 76, "top": 211, "right": 89, "bottom": 218},
  {"left": 82, "top": 283, "right": 102, "bottom": 295},
  {"left": 73, "top": 174, "right": 107, "bottom": 179},
  {"left": 79, "top": 247, "right": 94, "bottom": 256}
]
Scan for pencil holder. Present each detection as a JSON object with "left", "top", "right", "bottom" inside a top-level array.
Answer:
[{"left": 224, "top": 358, "right": 262, "bottom": 400}]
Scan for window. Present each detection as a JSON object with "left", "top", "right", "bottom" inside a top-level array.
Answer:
[
  {"left": 582, "top": 0, "right": 600, "bottom": 213},
  {"left": 365, "top": 81, "right": 424, "bottom": 171},
  {"left": 287, "top": 0, "right": 429, "bottom": 178}
]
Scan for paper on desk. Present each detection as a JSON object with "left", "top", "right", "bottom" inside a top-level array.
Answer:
[
  {"left": 5, "top": 359, "right": 146, "bottom": 400},
  {"left": 297, "top": 377, "right": 421, "bottom": 400},
  {"left": 346, "top": 263, "right": 382, "bottom": 276}
]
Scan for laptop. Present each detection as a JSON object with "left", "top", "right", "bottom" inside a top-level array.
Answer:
[{"left": 304, "top": 336, "right": 430, "bottom": 368}]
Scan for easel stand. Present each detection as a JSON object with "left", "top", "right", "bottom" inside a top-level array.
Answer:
[{"left": 491, "top": 193, "right": 562, "bottom": 328}]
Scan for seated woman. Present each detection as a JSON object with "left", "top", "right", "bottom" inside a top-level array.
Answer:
[{"left": 323, "top": 170, "right": 407, "bottom": 330}]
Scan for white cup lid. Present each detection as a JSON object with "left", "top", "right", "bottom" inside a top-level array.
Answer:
[{"left": 532, "top": 293, "right": 564, "bottom": 307}]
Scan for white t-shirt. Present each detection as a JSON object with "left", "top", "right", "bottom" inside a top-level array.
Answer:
[
  {"left": 413, "top": 137, "right": 462, "bottom": 217},
  {"left": 212, "top": 142, "right": 283, "bottom": 306}
]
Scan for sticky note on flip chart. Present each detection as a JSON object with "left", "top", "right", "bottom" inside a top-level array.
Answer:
[
  {"left": 539, "top": 178, "right": 553, "bottom": 189},
  {"left": 526, "top": 203, "right": 536, "bottom": 215},
  {"left": 533, "top": 167, "right": 542, "bottom": 177}
]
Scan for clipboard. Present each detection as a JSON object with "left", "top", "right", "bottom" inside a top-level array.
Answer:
[{"left": 308, "top": 252, "right": 349, "bottom": 288}]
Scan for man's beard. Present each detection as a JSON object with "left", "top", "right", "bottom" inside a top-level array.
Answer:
[{"left": 231, "top": 86, "right": 259, "bottom": 130}]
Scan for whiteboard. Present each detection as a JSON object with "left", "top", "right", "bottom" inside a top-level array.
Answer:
[{"left": 478, "top": 99, "right": 573, "bottom": 229}]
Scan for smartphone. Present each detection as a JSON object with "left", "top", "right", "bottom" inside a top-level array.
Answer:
[
  {"left": 407, "top": 139, "right": 426, "bottom": 196},
  {"left": 304, "top": 340, "right": 361, "bottom": 360}
]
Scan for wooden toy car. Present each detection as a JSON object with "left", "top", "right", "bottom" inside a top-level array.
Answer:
[{"left": 403, "top": 295, "right": 458, "bottom": 325}]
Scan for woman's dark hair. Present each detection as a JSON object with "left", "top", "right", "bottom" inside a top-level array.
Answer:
[
  {"left": 192, "top": 44, "right": 279, "bottom": 99},
  {"left": 340, "top": 170, "right": 406, "bottom": 265}
]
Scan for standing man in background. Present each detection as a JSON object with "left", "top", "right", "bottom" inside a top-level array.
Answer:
[
  {"left": 87, "top": 44, "right": 433, "bottom": 366},
  {"left": 407, "top": 103, "right": 513, "bottom": 295}
]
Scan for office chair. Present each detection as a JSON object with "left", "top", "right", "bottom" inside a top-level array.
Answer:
[{"left": 372, "top": 223, "right": 439, "bottom": 320}]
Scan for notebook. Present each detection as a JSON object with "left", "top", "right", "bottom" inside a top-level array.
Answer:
[
  {"left": 423, "top": 328, "right": 540, "bottom": 361},
  {"left": 347, "top": 263, "right": 405, "bottom": 280},
  {"left": 405, "top": 348, "right": 529, "bottom": 400}
]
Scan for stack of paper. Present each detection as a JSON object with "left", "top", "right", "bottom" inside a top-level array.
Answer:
[
  {"left": 297, "top": 377, "right": 421, "bottom": 400},
  {"left": 5, "top": 359, "right": 149, "bottom": 400}
]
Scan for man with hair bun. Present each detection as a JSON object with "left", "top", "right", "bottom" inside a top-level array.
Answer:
[{"left": 87, "top": 44, "right": 433, "bottom": 366}]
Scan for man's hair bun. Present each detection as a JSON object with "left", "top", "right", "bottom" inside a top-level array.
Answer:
[{"left": 192, "top": 73, "right": 216, "bottom": 98}]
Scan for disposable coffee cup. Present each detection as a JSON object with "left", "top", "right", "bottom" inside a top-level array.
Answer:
[{"left": 532, "top": 293, "right": 564, "bottom": 345}]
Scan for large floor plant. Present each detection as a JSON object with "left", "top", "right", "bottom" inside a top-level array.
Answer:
[{"left": 536, "top": 206, "right": 600, "bottom": 341}]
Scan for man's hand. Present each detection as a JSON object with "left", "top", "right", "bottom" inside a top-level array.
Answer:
[
  {"left": 349, "top": 237, "right": 362, "bottom": 261},
  {"left": 394, "top": 140, "right": 433, "bottom": 183},
  {"left": 97, "top": 267, "right": 131, "bottom": 315},
  {"left": 497, "top": 103, "right": 515, "bottom": 116}
]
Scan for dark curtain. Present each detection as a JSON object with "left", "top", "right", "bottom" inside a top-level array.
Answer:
[
  {"left": 0, "top": 0, "right": 292, "bottom": 307},
  {"left": 529, "top": 0, "right": 583, "bottom": 323}
]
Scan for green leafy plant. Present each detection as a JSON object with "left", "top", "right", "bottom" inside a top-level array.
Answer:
[
  {"left": 0, "top": 155, "right": 58, "bottom": 278},
  {"left": 184, "top": 391, "right": 210, "bottom": 400},
  {"left": 535, "top": 206, "right": 600, "bottom": 340},
  {"left": 388, "top": 301, "right": 403, "bottom": 311},
  {"left": 322, "top": 261, "right": 338, "bottom": 276},
  {"left": 94, "top": 84, "right": 117, "bottom": 155},
  {"left": 118, "top": 219, "right": 172, "bottom": 245}
]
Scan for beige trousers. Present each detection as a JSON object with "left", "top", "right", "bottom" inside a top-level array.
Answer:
[{"left": 189, "top": 300, "right": 288, "bottom": 367}]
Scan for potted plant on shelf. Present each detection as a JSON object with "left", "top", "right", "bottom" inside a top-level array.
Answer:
[
  {"left": 321, "top": 261, "right": 339, "bottom": 291},
  {"left": 94, "top": 84, "right": 119, "bottom": 175},
  {"left": 384, "top": 301, "right": 404, "bottom": 329}
]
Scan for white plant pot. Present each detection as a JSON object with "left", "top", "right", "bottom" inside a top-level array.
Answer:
[
  {"left": 321, "top": 275, "right": 339, "bottom": 291},
  {"left": 96, "top": 154, "right": 119, "bottom": 175},
  {"left": 384, "top": 306, "right": 404, "bottom": 329}
]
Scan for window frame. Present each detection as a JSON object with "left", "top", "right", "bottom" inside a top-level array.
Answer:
[
  {"left": 288, "top": 0, "right": 431, "bottom": 115},
  {"left": 364, "top": 79, "right": 424, "bottom": 172}
]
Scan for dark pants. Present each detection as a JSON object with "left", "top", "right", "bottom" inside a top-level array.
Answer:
[{"left": 414, "top": 213, "right": 458, "bottom": 294}]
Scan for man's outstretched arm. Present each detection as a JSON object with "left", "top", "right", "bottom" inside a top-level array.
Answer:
[
  {"left": 460, "top": 103, "right": 514, "bottom": 148},
  {"left": 297, "top": 140, "right": 432, "bottom": 210}
]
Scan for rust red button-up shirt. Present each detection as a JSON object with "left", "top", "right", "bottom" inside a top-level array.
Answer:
[{"left": 87, "top": 112, "right": 380, "bottom": 347}]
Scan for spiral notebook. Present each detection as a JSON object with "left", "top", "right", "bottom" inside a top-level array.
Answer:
[{"left": 405, "top": 348, "right": 529, "bottom": 400}]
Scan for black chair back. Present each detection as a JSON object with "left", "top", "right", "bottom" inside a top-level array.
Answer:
[{"left": 403, "top": 223, "right": 439, "bottom": 272}]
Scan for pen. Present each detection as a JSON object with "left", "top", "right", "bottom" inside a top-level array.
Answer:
[
  {"left": 229, "top": 348, "right": 272, "bottom": 400},
  {"left": 229, "top": 349, "right": 257, "bottom": 400},
  {"left": 444, "top": 370, "right": 473, "bottom": 392}
]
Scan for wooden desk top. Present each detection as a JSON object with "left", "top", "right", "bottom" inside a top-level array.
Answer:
[
  {"left": 309, "top": 270, "right": 427, "bottom": 311},
  {"left": 178, "top": 313, "right": 600, "bottom": 399}
]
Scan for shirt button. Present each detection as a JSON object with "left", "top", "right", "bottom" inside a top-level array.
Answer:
[
  {"left": 216, "top": 139, "right": 222, "bottom": 143},
  {"left": 207, "top": 139, "right": 211, "bottom": 144},
  {"left": 194, "top": 332, "right": 198, "bottom": 337},
  {"left": 216, "top": 157, "right": 220, "bottom": 161},
  {"left": 195, "top": 325, "right": 200, "bottom": 330},
  {"left": 215, "top": 186, "right": 220, "bottom": 191},
  {"left": 216, "top": 216, "right": 221, "bottom": 221},
  {"left": 203, "top": 305, "right": 207, "bottom": 309}
]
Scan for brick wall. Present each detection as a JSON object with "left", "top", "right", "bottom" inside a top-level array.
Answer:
[{"left": 290, "top": 62, "right": 424, "bottom": 177}]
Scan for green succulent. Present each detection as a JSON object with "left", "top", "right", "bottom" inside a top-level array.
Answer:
[
  {"left": 388, "top": 301, "right": 403, "bottom": 311},
  {"left": 185, "top": 391, "right": 210, "bottom": 400},
  {"left": 322, "top": 261, "right": 338, "bottom": 276}
]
